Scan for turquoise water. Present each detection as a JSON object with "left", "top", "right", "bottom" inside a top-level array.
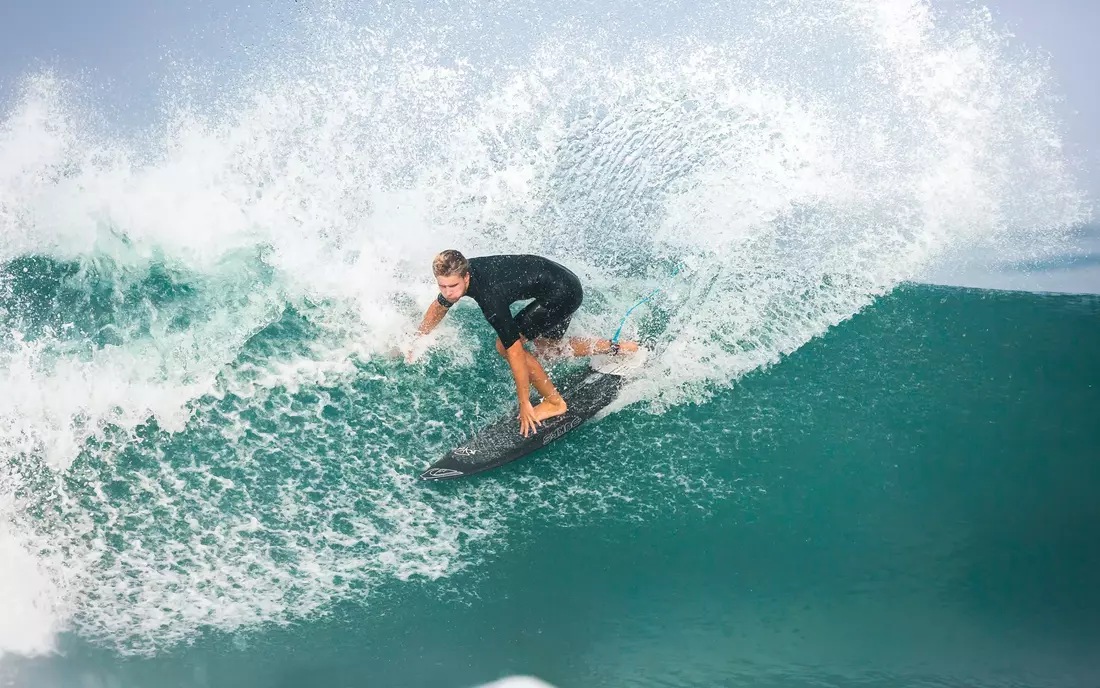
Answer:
[
  {"left": 2, "top": 283, "right": 1098, "bottom": 687},
  {"left": 1, "top": 0, "right": 1097, "bottom": 685}
]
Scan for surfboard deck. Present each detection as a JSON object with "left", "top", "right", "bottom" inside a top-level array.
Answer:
[{"left": 419, "top": 349, "right": 646, "bottom": 481}]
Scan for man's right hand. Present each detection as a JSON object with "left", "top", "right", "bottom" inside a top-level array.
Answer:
[
  {"left": 401, "top": 333, "right": 421, "bottom": 364},
  {"left": 518, "top": 400, "right": 541, "bottom": 437},
  {"left": 405, "top": 300, "right": 450, "bottom": 364}
]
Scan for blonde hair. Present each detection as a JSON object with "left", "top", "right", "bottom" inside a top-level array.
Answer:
[{"left": 432, "top": 249, "right": 469, "bottom": 277}]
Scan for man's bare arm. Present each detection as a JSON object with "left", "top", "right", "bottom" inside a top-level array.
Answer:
[{"left": 416, "top": 300, "right": 449, "bottom": 335}]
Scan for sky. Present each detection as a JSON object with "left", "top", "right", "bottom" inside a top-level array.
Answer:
[
  {"left": 0, "top": 0, "right": 1097, "bottom": 292},
  {"left": 0, "top": 0, "right": 297, "bottom": 123},
  {"left": 982, "top": 0, "right": 1099, "bottom": 204}
]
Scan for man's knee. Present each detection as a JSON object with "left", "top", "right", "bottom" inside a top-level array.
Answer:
[
  {"left": 534, "top": 337, "right": 566, "bottom": 358},
  {"left": 496, "top": 336, "right": 529, "bottom": 357}
]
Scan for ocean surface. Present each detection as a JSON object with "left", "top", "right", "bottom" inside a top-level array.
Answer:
[
  {"left": 1, "top": 1, "right": 1097, "bottom": 686},
  {"left": 2, "top": 283, "right": 1098, "bottom": 688}
]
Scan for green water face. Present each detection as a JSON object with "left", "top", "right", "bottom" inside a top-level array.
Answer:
[{"left": 4, "top": 284, "right": 1098, "bottom": 688}]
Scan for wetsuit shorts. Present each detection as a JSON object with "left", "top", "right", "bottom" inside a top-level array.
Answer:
[{"left": 512, "top": 276, "right": 583, "bottom": 341}]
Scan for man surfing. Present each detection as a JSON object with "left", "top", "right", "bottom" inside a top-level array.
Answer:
[{"left": 411, "top": 250, "right": 637, "bottom": 438}]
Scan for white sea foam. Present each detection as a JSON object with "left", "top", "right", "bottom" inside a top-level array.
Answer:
[{"left": 0, "top": 486, "right": 65, "bottom": 659}]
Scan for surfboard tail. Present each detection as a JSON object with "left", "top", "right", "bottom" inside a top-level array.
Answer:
[{"left": 589, "top": 345, "right": 648, "bottom": 375}]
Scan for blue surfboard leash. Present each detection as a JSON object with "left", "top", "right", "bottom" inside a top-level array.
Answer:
[{"left": 608, "top": 264, "right": 682, "bottom": 352}]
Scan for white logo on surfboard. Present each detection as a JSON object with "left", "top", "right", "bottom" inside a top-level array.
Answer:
[
  {"left": 423, "top": 468, "right": 464, "bottom": 479},
  {"left": 541, "top": 417, "right": 583, "bottom": 446}
]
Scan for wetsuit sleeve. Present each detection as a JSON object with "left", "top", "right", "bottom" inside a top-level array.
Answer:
[
  {"left": 436, "top": 293, "right": 454, "bottom": 308},
  {"left": 480, "top": 298, "right": 522, "bottom": 350}
]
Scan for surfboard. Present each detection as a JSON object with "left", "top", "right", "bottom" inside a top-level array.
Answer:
[{"left": 419, "top": 348, "right": 647, "bottom": 481}]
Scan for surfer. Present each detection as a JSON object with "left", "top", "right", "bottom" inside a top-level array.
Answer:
[{"left": 410, "top": 250, "right": 637, "bottom": 437}]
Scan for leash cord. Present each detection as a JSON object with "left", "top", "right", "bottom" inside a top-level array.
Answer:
[{"left": 609, "top": 265, "right": 682, "bottom": 346}]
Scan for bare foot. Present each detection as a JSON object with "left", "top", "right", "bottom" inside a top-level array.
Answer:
[{"left": 532, "top": 397, "right": 568, "bottom": 422}]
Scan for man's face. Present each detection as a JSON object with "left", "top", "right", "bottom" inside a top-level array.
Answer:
[{"left": 436, "top": 272, "right": 469, "bottom": 303}]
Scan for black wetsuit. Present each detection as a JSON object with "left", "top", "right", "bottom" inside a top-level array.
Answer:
[{"left": 436, "top": 254, "right": 583, "bottom": 349}]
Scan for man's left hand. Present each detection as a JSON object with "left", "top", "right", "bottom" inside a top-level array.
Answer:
[{"left": 517, "top": 401, "right": 541, "bottom": 437}]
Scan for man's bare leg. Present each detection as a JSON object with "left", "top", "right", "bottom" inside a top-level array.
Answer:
[
  {"left": 531, "top": 337, "right": 638, "bottom": 359},
  {"left": 496, "top": 338, "right": 568, "bottom": 422},
  {"left": 565, "top": 337, "right": 639, "bottom": 357},
  {"left": 523, "top": 349, "right": 569, "bottom": 422},
  {"left": 530, "top": 337, "right": 570, "bottom": 360}
]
